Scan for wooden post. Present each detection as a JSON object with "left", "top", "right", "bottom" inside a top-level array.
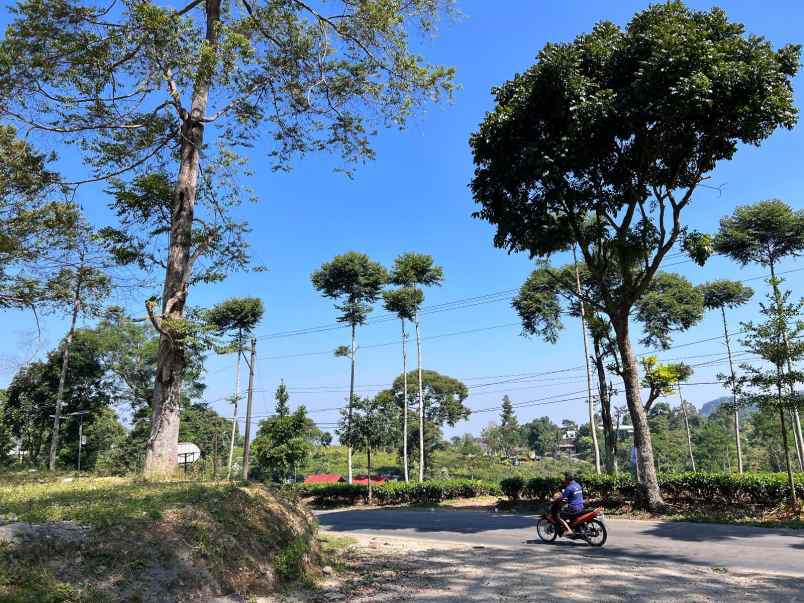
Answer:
[{"left": 242, "top": 337, "right": 256, "bottom": 480}]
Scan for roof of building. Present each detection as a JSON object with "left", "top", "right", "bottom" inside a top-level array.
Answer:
[{"left": 303, "top": 474, "right": 343, "bottom": 484}]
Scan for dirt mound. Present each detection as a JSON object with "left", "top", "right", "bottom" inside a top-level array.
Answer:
[{"left": 1, "top": 484, "right": 320, "bottom": 602}]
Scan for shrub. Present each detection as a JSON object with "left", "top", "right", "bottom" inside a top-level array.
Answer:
[
  {"left": 511, "top": 472, "right": 804, "bottom": 508},
  {"left": 291, "top": 479, "right": 501, "bottom": 506},
  {"left": 500, "top": 476, "right": 525, "bottom": 501}
]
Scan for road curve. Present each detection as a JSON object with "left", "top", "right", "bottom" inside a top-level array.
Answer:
[{"left": 316, "top": 508, "right": 804, "bottom": 576}]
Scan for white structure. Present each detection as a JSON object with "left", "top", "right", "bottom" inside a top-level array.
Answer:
[{"left": 177, "top": 442, "right": 201, "bottom": 464}]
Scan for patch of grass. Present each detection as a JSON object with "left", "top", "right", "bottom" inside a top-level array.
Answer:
[{"left": 0, "top": 474, "right": 237, "bottom": 528}]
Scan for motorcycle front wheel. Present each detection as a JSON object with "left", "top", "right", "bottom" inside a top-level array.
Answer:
[
  {"left": 536, "top": 517, "right": 558, "bottom": 543},
  {"left": 583, "top": 519, "right": 607, "bottom": 547}
]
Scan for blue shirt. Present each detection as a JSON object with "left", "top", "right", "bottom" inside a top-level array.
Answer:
[{"left": 562, "top": 480, "right": 584, "bottom": 512}]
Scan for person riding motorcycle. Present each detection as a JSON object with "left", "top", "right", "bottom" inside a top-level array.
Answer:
[{"left": 550, "top": 471, "right": 584, "bottom": 535}]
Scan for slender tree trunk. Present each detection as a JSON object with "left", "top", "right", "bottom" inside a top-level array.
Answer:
[
  {"left": 611, "top": 314, "right": 664, "bottom": 509},
  {"left": 592, "top": 337, "right": 615, "bottom": 473},
  {"left": 721, "top": 307, "right": 743, "bottom": 473},
  {"left": 678, "top": 385, "right": 696, "bottom": 472},
  {"left": 367, "top": 444, "right": 373, "bottom": 505},
  {"left": 415, "top": 310, "right": 425, "bottom": 481},
  {"left": 573, "top": 249, "right": 601, "bottom": 474},
  {"left": 143, "top": 0, "right": 222, "bottom": 478},
  {"left": 401, "top": 319, "right": 409, "bottom": 483},
  {"left": 347, "top": 322, "right": 356, "bottom": 484},
  {"left": 242, "top": 337, "right": 256, "bottom": 480},
  {"left": 777, "top": 377, "right": 797, "bottom": 506},
  {"left": 768, "top": 261, "right": 804, "bottom": 472},
  {"left": 49, "top": 276, "right": 82, "bottom": 471},
  {"left": 226, "top": 343, "right": 242, "bottom": 480}
]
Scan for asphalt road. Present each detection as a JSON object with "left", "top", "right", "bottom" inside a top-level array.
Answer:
[{"left": 316, "top": 508, "right": 804, "bottom": 576}]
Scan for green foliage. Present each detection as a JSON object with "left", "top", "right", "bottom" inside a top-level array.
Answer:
[
  {"left": 512, "top": 265, "right": 565, "bottom": 343},
  {"left": 1, "top": 329, "right": 115, "bottom": 466},
  {"left": 641, "top": 356, "right": 694, "bottom": 409},
  {"left": 715, "top": 200, "right": 804, "bottom": 267},
  {"left": 471, "top": 3, "right": 798, "bottom": 261},
  {"left": 500, "top": 476, "right": 525, "bottom": 501},
  {"left": 383, "top": 287, "right": 423, "bottom": 321},
  {"left": 509, "top": 472, "right": 804, "bottom": 507},
  {"left": 293, "top": 479, "right": 502, "bottom": 506},
  {"left": 700, "top": 280, "right": 754, "bottom": 311},
  {"left": 275, "top": 380, "right": 290, "bottom": 417},
  {"left": 522, "top": 416, "right": 562, "bottom": 457},
  {"left": 634, "top": 273, "right": 704, "bottom": 349},
  {"left": 311, "top": 252, "right": 388, "bottom": 325},
  {"left": 337, "top": 394, "right": 398, "bottom": 460},
  {"left": 205, "top": 297, "right": 265, "bottom": 345},
  {"left": 388, "top": 253, "right": 444, "bottom": 290},
  {"left": 252, "top": 407, "right": 313, "bottom": 482}
]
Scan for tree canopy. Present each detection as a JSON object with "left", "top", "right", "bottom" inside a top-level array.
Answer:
[
  {"left": 311, "top": 252, "right": 388, "bottom": 325},
  {"left": 700, "top": 280, "right": 754, "bottom": 311}
]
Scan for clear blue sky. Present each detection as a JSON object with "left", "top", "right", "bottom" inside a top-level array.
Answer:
[{"left": 1, "top": 1, "right": 803, "bottom": 440}]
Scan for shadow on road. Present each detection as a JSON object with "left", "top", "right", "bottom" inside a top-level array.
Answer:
[
  {"left": 317, "top": 508, "right": 537, "bottom": 535},
  {"left": 638, "top": 519, "right": 804, "bottom": 543}
]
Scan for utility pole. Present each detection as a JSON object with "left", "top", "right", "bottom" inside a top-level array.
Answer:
[
  {"left": 573, "top": 247, "right": 601, "bottom": 474},
  {"left": 226, "top": 338, "right": 242, "bottom": 480},
  {"left": 242, "top": 337, "right": 256, "bottom": 480}
]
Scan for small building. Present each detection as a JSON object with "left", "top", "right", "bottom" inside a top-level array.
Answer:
[
  {"left": 352, "top": 475, "right": 386, "bottom": 486},
  {"left": 303, "top": 473, "right": 343, "bottom": 484}
]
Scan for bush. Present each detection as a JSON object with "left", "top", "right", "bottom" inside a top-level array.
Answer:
[
  {"left": 500, "top": 476, "right": 525, "bottom": 501},
  {"left": 292, "top": 479, "right": 501, "bottom": 506},
  {"left": 506, "top": 472, "right": 804, "bottom": 507}
]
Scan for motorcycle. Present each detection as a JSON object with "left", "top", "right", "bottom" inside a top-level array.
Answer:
[{"left": 535, "top": 507, "right": 607, "bottom": 547}]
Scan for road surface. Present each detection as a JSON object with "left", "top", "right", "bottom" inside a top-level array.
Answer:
[{"left": 316, "top": 508, "right": 804, "bottom": 576}]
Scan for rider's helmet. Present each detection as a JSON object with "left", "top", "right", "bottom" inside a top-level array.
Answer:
[{"left": 563, "top": 471, "right": 574, "bottom": 483}]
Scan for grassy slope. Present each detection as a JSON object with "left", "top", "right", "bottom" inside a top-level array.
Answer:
[{"left": 0, "top": 472, "right": 320, "bottom": 602}]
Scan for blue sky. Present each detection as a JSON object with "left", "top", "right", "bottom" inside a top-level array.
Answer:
[{"left": 1, "top": 1, "right": 803, "bottom": 440}]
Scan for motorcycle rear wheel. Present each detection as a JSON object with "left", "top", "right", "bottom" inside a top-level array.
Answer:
[
  {"left": 583, "top": 519, "right": 607, "bottom": 547},
  {"left": 536, "top": 518, "right": 558, "bottom": 543}
]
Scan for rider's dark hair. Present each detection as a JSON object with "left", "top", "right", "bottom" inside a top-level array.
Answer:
[{"left": 563, "top": 471, "right": 574, "bottom": 482}]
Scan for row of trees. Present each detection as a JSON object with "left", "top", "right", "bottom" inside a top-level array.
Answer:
[
  {"left": 311, "top": 251, "right": 445, "bottom": 483},
  {"left": 470, "top": 1, "right": 801, "bottom": 508}
]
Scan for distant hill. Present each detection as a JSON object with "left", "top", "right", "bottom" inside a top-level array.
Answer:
[
  {"left": 699, "top": 396, "right": 756, "bottom": 418},
  {"left": 700, "top": 396, "right": 732, "bottom": 417}
]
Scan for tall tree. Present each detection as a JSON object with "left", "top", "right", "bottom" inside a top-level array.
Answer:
[
  {"left": 252, "top": 406, "right": 312, "bottom": 484},
  {"left": 44, "top": 221, "right": 112, "bottom": 471},
  {"left": 469, "top": 2, "right": 798, "bottom": 508},
  {"left": 205, "top": 297, "right": 264, "bottom": 479},
  {"left": 715, "top": 200, "right": 804, "bottom": 470},
  {"left": 274, "top": 380, "right": 290, "bottom": 418},
  {"left": 386, "top": 369, "right": 469, "bottom": 475},
  {"left": 312, "top": 251, "right": 387, "bottom": 483},
  {"left": 383, "top": 286, "right": 422, "bottom": 483},
  {"left": 337, "top": 392, "right": 397, "bottom": 504},
  {"left": 498, "top": 395, "right": 522, "bottom": 459},
  {"left": 388, "top": 253, "right": 444, "bottom": 481},
  {"left": 700, "top": 280, "right": 754, "bottom": 473},
  {"left": 514, "top": 265, "right": 703, "bottom": 474},
  {"left": 740, "top": 285, "right": 804, "bottom": 505},
  {"left": 3, "top": 0, "right": 454, "bottom": 477}
]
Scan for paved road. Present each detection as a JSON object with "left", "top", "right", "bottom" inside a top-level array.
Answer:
[{"left": 316, "top": 508, "right": 804, "bottom": 576}]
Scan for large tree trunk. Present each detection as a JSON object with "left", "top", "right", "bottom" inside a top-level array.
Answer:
[
  {"left": 721, "top": 307, "right": 743, "bottom": 473},
  {"left": 592, "top": 336, "right": 615, "bottom": 473},
  {"left": 415, "top": 310, "right": 425, "bottom": 482},
  {"left": 611, "top": 314, "right": 664, "bottom": 510},
  {"left": 401, "top": 318, "right": 409, "bottom": 483},
  {"left": 49, "top": 276, "right": 82, "bottom": 471},
  {"left": 143, "top": 0, "right": 221, "bottom": 478},
  {"left": 347, "top": 322, "right": 356, "bottom": 484}
]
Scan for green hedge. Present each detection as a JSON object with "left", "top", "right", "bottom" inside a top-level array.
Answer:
[
  {"left": 508, "top": 472, "right": 804, "bottom": 507},
  {"left": 292, "top": 479, "right": 501, "bottom": 505}
]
